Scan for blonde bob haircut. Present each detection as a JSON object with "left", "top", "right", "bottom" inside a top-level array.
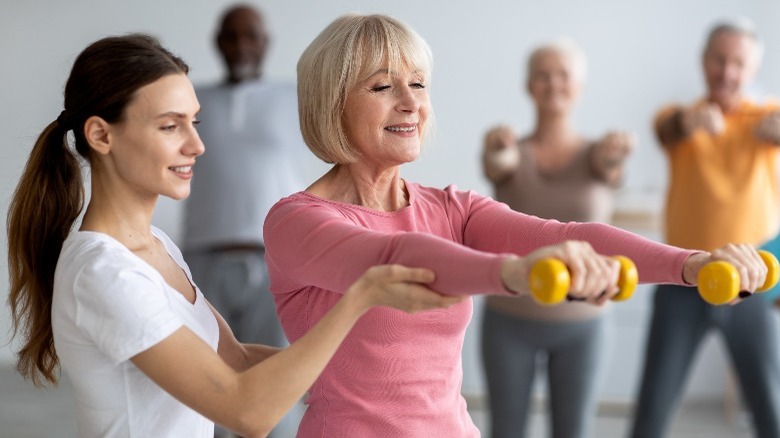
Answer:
[{"left": 297, "top": 13, "right": 433, "bottom": 164}]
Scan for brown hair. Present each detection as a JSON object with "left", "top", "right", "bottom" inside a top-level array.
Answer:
[{"left": 6, "top": 33, "right": 189, "bottom": 386}]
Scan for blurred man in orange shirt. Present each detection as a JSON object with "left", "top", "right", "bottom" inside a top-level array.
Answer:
[{"left": 630, "top": 18, "right": 780, "bottom": 438}]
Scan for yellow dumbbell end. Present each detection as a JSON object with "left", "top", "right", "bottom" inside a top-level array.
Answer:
[
  {"left": 757, "top": 250, "right": 780, "bottom": 292},
  {"left": 698, "top": 261, "right": 739, "bottom": 305},
  {"left": 612, "top": 255, "right": 638, "bottom": 302},
  {"left": 529, "top": 258, "right": 570, "bottom": 306}
]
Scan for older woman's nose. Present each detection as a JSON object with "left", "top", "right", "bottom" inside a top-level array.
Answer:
[{"left": 396, "top": 86, "right": 421, "bottom": 113}]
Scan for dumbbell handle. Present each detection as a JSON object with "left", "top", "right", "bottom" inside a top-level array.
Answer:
[
  {"left": 529, "top": 255, "right": 638, "bottom": 306},
  {"left": 697, "top": 250, "right": 780, "bottom": 305}
]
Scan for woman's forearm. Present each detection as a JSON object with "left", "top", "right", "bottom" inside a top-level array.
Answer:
[{"left": 232, "top": 289, "right": 368, "bottom": 434}]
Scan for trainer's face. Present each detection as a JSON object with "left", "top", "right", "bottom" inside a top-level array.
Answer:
[{"left": 107, "top": 74, "right": 204, "bottom": 201}]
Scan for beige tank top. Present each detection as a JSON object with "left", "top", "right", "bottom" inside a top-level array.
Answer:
[{"left": 487, "top": 140, "right": 616, "bottom": 321}]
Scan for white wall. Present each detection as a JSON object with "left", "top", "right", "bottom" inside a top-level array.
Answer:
[{"left": 2, "top": 0, "right": 779, "bottom": 405}]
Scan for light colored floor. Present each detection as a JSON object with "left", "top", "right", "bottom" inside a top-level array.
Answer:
[{"left": 0, "top": 365, "right": 753, "bottom": 438}]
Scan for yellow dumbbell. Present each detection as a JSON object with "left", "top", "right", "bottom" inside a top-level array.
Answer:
[
  {"left": 697, "top": 250, "right": 780, "bottom": 305},
  {"left": 529, "top": 255, "right": 638, "bottom": 306}
]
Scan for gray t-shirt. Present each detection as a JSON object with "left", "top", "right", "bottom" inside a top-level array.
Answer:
[{"left": 182, "top": 79, "right": 308, "bottom": 249}]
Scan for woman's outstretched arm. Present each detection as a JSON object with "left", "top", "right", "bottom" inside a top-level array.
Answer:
[{"left": 131, "top": 265, "right": 464, "bottom": 438}]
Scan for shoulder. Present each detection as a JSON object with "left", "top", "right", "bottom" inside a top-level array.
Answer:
[
  {"left": 263, "top": 81, "right": 299, "bottom": 104},
  {"left": 269, "top": 191, "right": 321, "bottom": 210},
  {"left": 57, "top": 232, "right": 162, "bottom": 301},
  {"left": 227, "top": 80, "right": 298, "bottom": 112},
  {"left": 408, "top": 181, "right": 491, "bottom": 209},
  {"left": 741, "top": 97, "right": 779, "bottom": 113},
  {"left": 248, "top": 79, "right": 296, "bottom": 96},
  {"left": 151, "top": 226, "right": 187, "bottom": 265},
  {"left": 406, "top": 181, "right": 446, "bottom": 203},
  {"left": 262, "top": 79, "right": 296, "bottom": 91},
  {"left": 63, "top": 232, "right": 156, "bottom": 280},
  {"left": 263, "top": 192, "right": 360, "bottom": 253},
  {"left": 60, "top": 232, "right": 143, "bottom": 273},
  {"left": 270, "top": 80, "right": 297, "bottom": 92},
  {"left": 151, "top": 226, "right": 180, "bottom": 253},
  {"left": 265, "top": 192, "right": 340, "bottom": 224}
]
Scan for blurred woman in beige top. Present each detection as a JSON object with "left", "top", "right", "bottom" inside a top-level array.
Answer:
[{"left": 480, "top": 39, "right": 634, "bottom": 438}]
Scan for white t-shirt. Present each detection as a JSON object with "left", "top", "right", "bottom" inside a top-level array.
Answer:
[{"left": 52, "top": 227, "right": 219, "bottom": 437}]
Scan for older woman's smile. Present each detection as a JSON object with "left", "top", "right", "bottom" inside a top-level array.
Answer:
[{"left": 385, "top": 124, "right": 418, "bottom": 134}]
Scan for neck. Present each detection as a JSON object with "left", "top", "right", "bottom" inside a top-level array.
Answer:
[
  {"left": 79, "top": 173, "right": 157, "bottom": 251},
  {"left": 531, "top": 111, "right": 578, "bottom": 147},
  {"left": 708, "top": 94, "right": 743, "bottom": 114},
  {"left": 312, "top": 163, "right": 407, "bottom": 212},
  {"left": 226, "top": 72, "right": 261, "bottom": 85}
]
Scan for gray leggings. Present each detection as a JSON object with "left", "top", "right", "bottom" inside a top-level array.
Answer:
[
  {"left": 630, "top": 285, "right": 780, "bottom": 438},
  {"left": 481, "top": 307, "right": 609, "bottom": 438}
]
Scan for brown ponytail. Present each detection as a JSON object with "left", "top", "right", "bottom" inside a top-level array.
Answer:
[
  {"left": 6, "top": 33, "right": 189, "bottom": 386},
  {"left": 7, "top": 121, "right": 84, "bottom": 386}
]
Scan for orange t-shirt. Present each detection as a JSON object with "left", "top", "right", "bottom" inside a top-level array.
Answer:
[{"left": 658, "top": 99, "right": 780, "bottom": 251}]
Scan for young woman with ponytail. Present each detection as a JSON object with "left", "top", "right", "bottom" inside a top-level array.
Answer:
[{"left": 6, "top": 33, "right": 462, "bottom": 438}]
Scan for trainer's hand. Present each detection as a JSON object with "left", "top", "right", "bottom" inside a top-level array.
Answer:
[{"left": 347, "top": 265, "right": 466, "bottom": 314}]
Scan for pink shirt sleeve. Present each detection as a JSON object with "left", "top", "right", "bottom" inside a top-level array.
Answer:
[
  {"left": 265, "top": 186, "right": 697, "bottom": 299},
  {"left": 263, "top": 197, "right": 512, "bottom": 297},
  {"left": 445, "top": 187, "right": 696, "bottom": 284}
]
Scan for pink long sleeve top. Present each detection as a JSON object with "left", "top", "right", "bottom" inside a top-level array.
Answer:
[{"left": 263, "top": 181, "right": 696, "bottom": 438}]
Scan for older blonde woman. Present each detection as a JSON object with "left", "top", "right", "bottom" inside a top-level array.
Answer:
[
  {"left": 263, "top": 14, "right": 767, "bottom": 437},
  {"left": 480, "top": 40, "right": 634, "bottom": 438}
]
